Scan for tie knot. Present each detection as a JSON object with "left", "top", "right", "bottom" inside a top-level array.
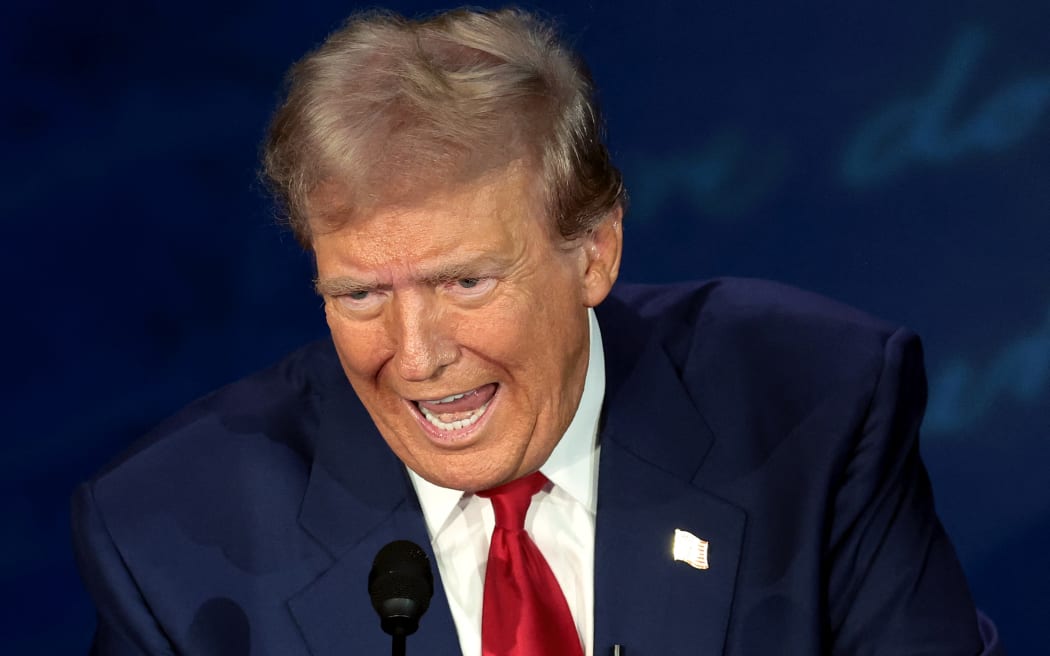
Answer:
[{"left": 477, "top": 471, "right": 548, "bottom": 530}]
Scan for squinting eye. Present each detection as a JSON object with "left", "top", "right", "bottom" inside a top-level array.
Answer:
[
  {"left": 445, "top": 276, "right": 495, "bottom": 298},
  {"left": 333, "top": 288, "right": 386, "bottom": 313}
]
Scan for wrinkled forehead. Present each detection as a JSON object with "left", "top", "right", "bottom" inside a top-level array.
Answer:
[{"left": 305, "top": 156, "right": 552, "bottom": 240}]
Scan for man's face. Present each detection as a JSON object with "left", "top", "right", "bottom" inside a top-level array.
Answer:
[{"left": 312, "top": 165, "right": 621, "bottom": 492}]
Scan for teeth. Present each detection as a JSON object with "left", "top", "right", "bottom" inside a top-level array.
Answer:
[
  {"left": 432, "top": 391, "right": 468, "bottom": 404},
  {"left": 418, "top": 399, "right": 491, "bottom": 431}
]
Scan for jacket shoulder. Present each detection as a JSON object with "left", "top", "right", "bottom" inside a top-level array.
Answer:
[
  {"left": 92, "top": 339, "right": 339, "bottom": 480},
  {"left": 76, "top": 339, "right": 343, "bottom": 549},
  {"left": 613, "top": 277, "right": 906, "bottom": 371},
  {"left": 610, "top": 278, "right": 920, "bottom": 448},
  {"left": 614, "top": 278, "right": 896, "bottom": 335},
  {"left": 71, "top": 340, "right": 344, "bottom": 651}
]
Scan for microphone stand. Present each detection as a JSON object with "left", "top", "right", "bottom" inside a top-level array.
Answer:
[{"left": 392, "top": 633, "right": 406, "bottom": 656}]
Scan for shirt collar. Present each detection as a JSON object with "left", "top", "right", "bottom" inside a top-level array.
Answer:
[{"left": 409, "top": 308, "right": 606, "bottom": 534}]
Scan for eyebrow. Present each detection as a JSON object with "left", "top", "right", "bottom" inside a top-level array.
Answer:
[
  {"left": 313, "top": 277, "right": 379, "bottom": 297},
  {"left": 314, "top": 254, "right": 509, "bottom": 297}
]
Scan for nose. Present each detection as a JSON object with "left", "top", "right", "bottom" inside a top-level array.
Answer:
[{"left": 391, "top": 293, "right": 458, "bottom": 381}]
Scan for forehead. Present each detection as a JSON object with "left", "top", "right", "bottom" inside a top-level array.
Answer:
[
  {"left": 307, "top": 159, "right": 547, "bottom": 239},
  {"left": 309, "top": 162, "right": 554, "bottom": 278}
]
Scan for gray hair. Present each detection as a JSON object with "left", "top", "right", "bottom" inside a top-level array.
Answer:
[{"left": 262, "top": 7, "right": 625, "bottom": 248}]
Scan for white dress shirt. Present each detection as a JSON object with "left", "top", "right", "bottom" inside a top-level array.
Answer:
[{"left": 408, "top": 309, "right": 605, "bottom": 656}]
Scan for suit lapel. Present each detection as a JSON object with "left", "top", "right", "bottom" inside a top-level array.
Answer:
[
  {"left": 288, "top": 370, "right": 460, "bottom": 655},
  {"left": 594, "top": 299, "right": 746, "bottom": 655}
]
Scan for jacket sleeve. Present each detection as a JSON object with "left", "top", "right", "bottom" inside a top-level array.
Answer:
[
  {"left": 71, "top": 482, "right": 175, "bottom": 655},
  {"left": 824, "top": 327, "right": 1000, "bottom": 655}
]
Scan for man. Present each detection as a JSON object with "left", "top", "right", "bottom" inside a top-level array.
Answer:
[{"left": 72, "top": 7, "right": 999, "bottom": 655}]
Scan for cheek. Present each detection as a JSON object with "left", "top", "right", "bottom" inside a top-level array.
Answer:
[
  {"left": 461, "top": 297, "right": 582, "bottom": 379},
  {"left": 461, "top": 296, "right": 538, "bottom": 356},
  {"left": 453, "top": 318, "right": 517, "bottom": 373},
  {"left": 327, "top": 316, "right": 391, "bottom": 382}
]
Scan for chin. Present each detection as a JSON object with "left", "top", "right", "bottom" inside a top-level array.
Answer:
[{"left": 410, "top": 450, "right": 522, "bottom": 493}]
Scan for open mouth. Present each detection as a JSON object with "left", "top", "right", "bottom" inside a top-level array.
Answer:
[{"left": 411, "top": 383, "right": 498, "bottom": 436}]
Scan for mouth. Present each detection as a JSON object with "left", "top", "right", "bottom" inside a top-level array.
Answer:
[{"left": 408, "top": 383, "right": 499, "bottom": 443}]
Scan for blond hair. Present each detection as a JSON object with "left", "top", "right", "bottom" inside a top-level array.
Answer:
[{"left": 262, "top": 7, "right": 624, "bottom": 247}]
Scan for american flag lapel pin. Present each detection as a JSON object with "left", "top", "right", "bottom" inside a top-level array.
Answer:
[{"left": 673, "top": 528, "right": 710, "bottom": 570}]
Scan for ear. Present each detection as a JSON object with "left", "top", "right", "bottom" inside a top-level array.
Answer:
[{"left": 579, "top": 204, "right": 624, "bottom": 308}]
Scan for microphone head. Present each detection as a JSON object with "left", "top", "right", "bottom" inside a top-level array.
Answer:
[{"left": 368, "top": 540, "right": 434, "bottom": 637}]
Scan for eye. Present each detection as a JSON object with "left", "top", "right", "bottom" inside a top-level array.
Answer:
[
  {"left": 445, "top": 277, "right": 496, "bottom": 298},
  {"left": 333, "top": 288, "right": 386, "bottom": 313}
]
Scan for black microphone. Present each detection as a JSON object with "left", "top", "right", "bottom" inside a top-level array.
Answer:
[{"left": 369, "top": 540, "right": 434, "bottom": 654}]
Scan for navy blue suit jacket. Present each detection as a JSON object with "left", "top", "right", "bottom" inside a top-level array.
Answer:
[{"left": 73, "top": 279, "right": 997, "bottom": 654}]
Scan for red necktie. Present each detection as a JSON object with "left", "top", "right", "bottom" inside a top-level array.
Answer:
[{"left": 477, "top": 472, "right": 584, "bottom": 656}]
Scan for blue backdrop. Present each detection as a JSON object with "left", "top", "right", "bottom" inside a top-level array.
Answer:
[{"left": 3, "top": 1, "right": 1047, "bottom": 652}]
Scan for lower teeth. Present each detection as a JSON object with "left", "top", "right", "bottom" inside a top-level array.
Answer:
[{"left": 419, "top": 400, "right": 490, "bottom": 431}]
